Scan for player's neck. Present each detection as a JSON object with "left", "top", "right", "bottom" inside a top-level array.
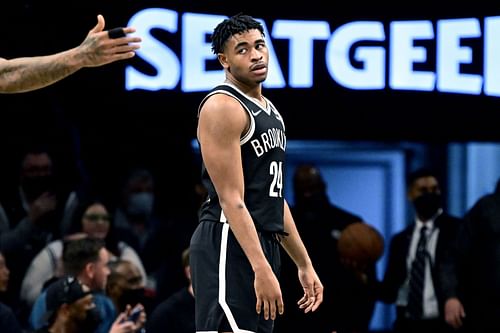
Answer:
[{"left": 224, "top": 78, "right": 262, "bottom": 100}]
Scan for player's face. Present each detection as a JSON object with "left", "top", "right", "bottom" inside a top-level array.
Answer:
[{"left": 219, "top": 29, "right": 269, "bottom": 86}]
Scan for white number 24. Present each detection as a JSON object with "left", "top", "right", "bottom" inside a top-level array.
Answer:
[{"left": 269, "top": 161, "right": 283, "bottom": 198}]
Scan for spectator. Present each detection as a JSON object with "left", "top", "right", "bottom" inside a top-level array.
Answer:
[
  {"left": 106, "top": 259, "right": 151, "bottom": 315},
  {"left": 113, "top": 168, "right": 186, "bottom": 299},
  {"left": 449, "top": 177, "right": 500, "bottom": 332},
  {"left": 32, "top": 275, "right": 140, "bottom": 333},
  {"left": 147, "top": 247, "right": 194, "bottom": 333},
  {"left": 276, "top": 164, "right": 377, "bottom": 333},
  {"left": 21, "top": 197, "right": 147, "bottom": 308},
  {"left": 29, "top": 237, "right": 116, "bottom": 333},
  {"left": 377, "top": 168, "right": 462, "bottom": 333},
  {"left": 0, "top": 145, "right": 79, "bottom": 317},
  {"left": 32, "top": 276, "right": 101, "bottom": 333},
  {"left": 0, "top": 251, "right": 22, "bottom": 332}
]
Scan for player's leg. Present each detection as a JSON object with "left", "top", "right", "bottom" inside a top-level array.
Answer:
[{"left": 190, "top": 221, "right": 227, "bottom": 331}]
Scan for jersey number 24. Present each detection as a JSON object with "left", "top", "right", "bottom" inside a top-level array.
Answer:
[{"left": 269, "top": 161, "right": 283, "bottom": 198}]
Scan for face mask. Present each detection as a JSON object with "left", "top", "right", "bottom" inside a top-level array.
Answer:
[
  {"left": 126, "top": 192, "right": 154, "bottom": 218},
  {"left": 413, "top": 192, "right": 442, "bottom": 220},
  {"left": 295, "top": 191, "right": 329, "bottom": 209},
  {"left": 21, "top": 175, "right": 54, "bottom": 202},
  {"left": 118, "top": 287, "right": 146, "bottom": 311},
  {"left": 78, "top": 306, "right": 102, "bottom": 333}
]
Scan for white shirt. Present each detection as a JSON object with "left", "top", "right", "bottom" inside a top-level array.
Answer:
[{"left": 397, "top": 209, "right": 442, "bottom": 319}]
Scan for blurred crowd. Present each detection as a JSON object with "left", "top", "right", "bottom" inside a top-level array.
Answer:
[{"left": 0, "top": 144, "right": 499, "bottom": 333}]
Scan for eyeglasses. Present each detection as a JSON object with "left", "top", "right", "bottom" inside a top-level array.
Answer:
[{"left": 83, "top": 214, "right": 111, "bottom": 223}]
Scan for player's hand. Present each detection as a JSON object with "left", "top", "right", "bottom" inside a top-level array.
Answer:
[
  {"left": 444, "top": 297, "right": 465, "bottom": 329},
  {"left": 254, "top": 265, "right": 284, "bottom": 320},
  {"left": 297, "top": 265, "right": 323, "bottom": 313},
  {"left": 78, "top": 14, "right": 142, "bottom": 67}
]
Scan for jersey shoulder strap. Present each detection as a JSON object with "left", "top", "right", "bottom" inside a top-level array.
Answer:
[{"left": 198, "top": 84, "right": 260, "bottom": 116}]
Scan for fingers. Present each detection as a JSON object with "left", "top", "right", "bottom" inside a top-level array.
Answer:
[
  {"left": 107, "top": 40, "right": 141, "bottom": 51},
  {"left": 297, "top": 293, "right": 308, "bottom": 307},
  {"left": 277, "top": 296, "right": 284, "bottom": 315},
  {"left": 109, "top": 44, "right": 141, "bottom": 55},
  {"left": 255, "top": 297, "right": 262, "bottom": 315},
  {"left": 311, "top": 285, "right": 323, "bottom": 312},
  {"left": 91, "top": 39, "right": 140, "bottom": 63},
  {"left": 105, "top": 36, "right": 141, "bottom": 57},
  {"left": 90, "top": 14, "right": 105, "bottom": 34},
  {"left": 119, "top": 321, "right": 135, "bottom": 333},
  {"left": 89, "top": 15, "right": 140, "bottom": 46},
  {"left": 447, "top": 314, "right": 459, "bottom": 329},
  {"left": 446, "top": 311, "right": 463, "bottom": 329},
  {"left": 297, "top": 286, "right": 323, "bottom": 313},
  {"left": 122, "top": 27, "right": 136, "bottom": 34},
  {"left": 300, "top": 286, "right": 316, "bottom": 313},
  {"left": 108, "top": 27, "right": 126, "bottom": 39},
  {"left": 114, "top": 312, "right": 127, "bottom": 324},
  {"left": 263, "top": 299, "right": 270, "bottom": 320},
  {"left": 256, "top": 297, "right": 283, "bottom": 320}
]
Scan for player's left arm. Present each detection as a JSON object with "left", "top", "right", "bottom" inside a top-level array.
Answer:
[{"left": 280, "top": 200, "right": 323, "bottom": 313}]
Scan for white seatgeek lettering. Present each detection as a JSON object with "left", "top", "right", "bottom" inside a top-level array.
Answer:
[{"left": 125, "top": 10, "right": 500, "bottom": 97}]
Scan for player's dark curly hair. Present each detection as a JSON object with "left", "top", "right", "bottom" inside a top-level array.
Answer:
[{"left": 211, "top": 13, "right": 264, "bottom": 54}]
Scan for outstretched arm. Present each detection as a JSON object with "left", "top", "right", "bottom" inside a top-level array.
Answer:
[
  {"left": 198, "top": 94, "right": 284, "bottom": 320},
  {"left": 280, "top": 201, "right": 323, "bottom": 313},
  {"left": 0, "top": 14, "right": 141, "bottom": 93}
]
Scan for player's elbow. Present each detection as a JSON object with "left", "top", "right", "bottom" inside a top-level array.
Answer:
[{"left": 219, "top": 194, "right": 245, "bottom": 212}]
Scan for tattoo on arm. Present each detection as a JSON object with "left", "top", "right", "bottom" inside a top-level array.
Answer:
[{"left": 0, "top": 51, "right": 79, "bottom": 93}]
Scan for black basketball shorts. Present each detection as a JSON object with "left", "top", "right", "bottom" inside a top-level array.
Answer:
[{"left": 190, "top": 221, "right": 281, "bottom": 333}]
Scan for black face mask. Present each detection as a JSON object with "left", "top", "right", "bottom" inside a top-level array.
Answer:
[
  {"left": 21, "top": 175, "right": 54, "bottom": 202},
  {"left": 413, "top": 192, "right": 442, "bottom": 220},
  {"left": 78, "top": 306, "right": 102, "bottom": 333},
  {"left": 118, "top": 287, "right": 146, "bottom": 311},
  {"left": 295, "top": 191, "right": 329, "bottom": 209}
]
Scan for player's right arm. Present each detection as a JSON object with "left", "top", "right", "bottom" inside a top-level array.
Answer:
[{"left": 197, "top": 93, "right": 284, "bottom": 320}]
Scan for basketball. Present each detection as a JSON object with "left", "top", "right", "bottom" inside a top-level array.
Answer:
[{"left": 337, "top": 222, "right": 384, "bottom": 264}]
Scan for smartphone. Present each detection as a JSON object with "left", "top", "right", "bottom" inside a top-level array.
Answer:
[
  {"left": 128, "top": 307, "right": 142, "bottom": 322},
  {"left": 120, "top": 306, "right": 142, "bottom": 324}
]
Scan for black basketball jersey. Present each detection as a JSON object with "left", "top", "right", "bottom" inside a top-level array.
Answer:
[{"left": 198, "top": 83, "right": 286, "bottom": 233}]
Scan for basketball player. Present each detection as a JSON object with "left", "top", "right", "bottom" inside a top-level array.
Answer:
[
  {"left": 0, "top": 14, "right": 141, "bottom": 93},
  {"left": 190, "top": 14, "right": 323, "bottom": 333}
]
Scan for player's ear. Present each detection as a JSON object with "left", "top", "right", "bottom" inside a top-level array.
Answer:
[{"left": 218, "top": 53, "right": 229, "bottom": 69}]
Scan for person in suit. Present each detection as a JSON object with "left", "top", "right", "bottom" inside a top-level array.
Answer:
[
  {"left": 445, "top": 177, "right": 500, "bottom": 332},
  {"left": 276, "top": 164, "right": 377, "bottom": 333},
  {"left": 377, "top": 168, "right": 463, "bottom": 333}
]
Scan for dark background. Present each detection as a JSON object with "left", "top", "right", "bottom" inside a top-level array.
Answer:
[{"left": 1, "top": 0, "right": 500, "bottom": 213}]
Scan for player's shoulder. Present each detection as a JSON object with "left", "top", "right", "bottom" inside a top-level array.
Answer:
[{"left": 201, "top": 92, "right": 244, "bottom": 114}]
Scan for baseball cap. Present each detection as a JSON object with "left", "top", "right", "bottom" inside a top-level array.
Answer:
[{"left": 43, "top": 276, "right": 91, "bottom": 322}]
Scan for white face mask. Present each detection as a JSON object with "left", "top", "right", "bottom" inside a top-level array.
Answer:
[{"left": 126, "top": 192, "right": 154, "bottom": 218}]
